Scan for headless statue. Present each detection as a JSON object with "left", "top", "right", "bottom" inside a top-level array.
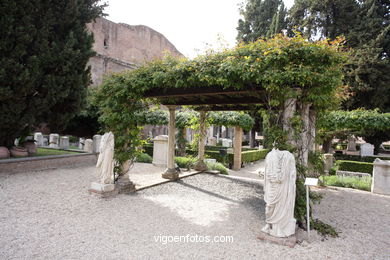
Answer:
[
  {"left": 96, "top": 132, "right": 115, "bottom": 184},
  {"left": 262, "top": 149, "right": 296, "bottom": 237}
]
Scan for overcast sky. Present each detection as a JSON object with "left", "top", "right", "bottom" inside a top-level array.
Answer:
[{"left": 104, "top": 0, "right": 295, "bottom": 58}]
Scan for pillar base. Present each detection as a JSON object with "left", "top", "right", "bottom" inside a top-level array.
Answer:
[
  {"left": 194, "top": 160, "right": 208, "bottom": 172},
  {"left": 116, "top": 174, "right": 136, "bottom": 193},
  {"left": 162, "top": 168, "right": 179, "bottom": 180}
]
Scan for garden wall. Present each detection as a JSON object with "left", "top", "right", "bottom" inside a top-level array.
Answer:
[{"left": 0, "top": 153, "right": 97, "bottom": 174}]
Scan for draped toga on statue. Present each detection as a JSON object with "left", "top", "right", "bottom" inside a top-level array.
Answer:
[
  {"left": 262, "top": 149, "right": 296, "bottom": 237},
  {"left": 96, "top": 132, "right": 115, "bottom": 184}
]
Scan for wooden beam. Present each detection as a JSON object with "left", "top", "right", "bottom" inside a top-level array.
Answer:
[
  {"left": 194, "top": 105, "right": 262, "bottom": 111},
  {"left": 160, "top": 95, "right": 265, "bottom": 106},
  {"left": 144, "top": 86, "right": 264, "bottom": 98}
]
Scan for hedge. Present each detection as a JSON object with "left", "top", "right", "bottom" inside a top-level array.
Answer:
[
  {"left": 204, "top": 149, "right": 269, "bottom": 164},
  {"left": 336, "top": 160, "right": 373, "bottom": 174},
  {"left": 145, "top": 143, "right": 268, "bottom": 165},
  {"left": 334, "top": 154, "right": 380, "bottom": 163},
  {"left": 241, "top": 149, "right": 269, "bottom": 163}
]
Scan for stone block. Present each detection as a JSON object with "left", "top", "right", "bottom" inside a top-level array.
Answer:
[
  {"left": 79, "top": 138, "right": 85, "bottom": 150},
  {"left": 221, "top": 138, "right": 232, "bottom": 147},
  {"left": 204, "top": 158, "right": 217, "bottom": 164},
  {"left": 360, "top": 143, "right": 374, "bottom": 157},
  {"left": 257, "top": 232, "right": 297, "bottom": 248},
  {"left": 89, "top": 182, "right": 118, "bottom": 198},
  {"left": 208, "top": 137, "right": 217, "bottom": 146},
  {"left": 153, "top": 135, "right": 168, "bottom": 167},
  {"left": 34, "top": 132, "right": 44, "bottom": 147},
  {"left": 59, "top": 136, "right": 69, "bottom": 149},
  {"left": 49, "top": 134, "right": 59, "bottom": 148},
  {"left": 323, "top": 153, "right": 334, "bottom": 173},
  {"left": 371, "top": 159, "right": 390, "bottom": 195},
  {"left": 93, "top": 134, "right": 102, "bottom": 153},
  {"left": 84, "top": 139, "right": 93, "bottom": 153},
  {"left": 347, "top": 136, "right": 357, "bottom": 151}
]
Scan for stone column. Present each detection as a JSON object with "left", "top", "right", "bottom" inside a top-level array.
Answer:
[
  {"left": 233, "top": 126, "right": 243, "bottom": 170},
  {"left": 162, "top": 106, "right": 179, "bottom": 180},
  {"left": 282, "top": 98, "right": 297, "bottom": 147},
  {"left": 194, "top": 110, "right": 208, "bottom": 171}
]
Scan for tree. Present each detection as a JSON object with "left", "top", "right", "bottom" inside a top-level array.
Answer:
[
  {"left": 237, "top": 0, "right": 287, "bottom": 42},
  {"left": 343, "top": 0, "right": 390, "bottom": 111},
  {"left": 289, "top": 0, "right": 390, "bottom": 111},
  {"left": 320, "top": 110, "right": 390, "bottom": 154},
  {"left": 288, "top": 0, "right": 359, "bottom": 41},
  {"left": 0, "top": 0, "right": 105, "bottom": 147}
]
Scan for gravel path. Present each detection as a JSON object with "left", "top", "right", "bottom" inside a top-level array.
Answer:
[
  {"left": 0, "top": 165, "right": 389, "bottom": 259},
  {"left": 228, "top": 160, "right": 265, "bottom": 180}
]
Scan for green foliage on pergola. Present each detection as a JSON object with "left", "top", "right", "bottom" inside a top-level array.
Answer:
[
  {"left": 137, "top": 109, "right": 255, "bottom": 131},
  {"left": 95, "top": 34, "right": 346, "bottom": 228},
  {"left": 95, "top": 34, "right": 346, "bottom": 167}
]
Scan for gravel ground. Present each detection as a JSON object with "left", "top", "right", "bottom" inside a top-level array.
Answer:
[
  {"left": 0, "top": 165, "right": 389, "bottom": 260},
  {"left": 228, "top": 160, "right": 265, "bottom": 180}
]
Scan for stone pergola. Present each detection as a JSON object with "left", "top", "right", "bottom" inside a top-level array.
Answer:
[{"left": 144, "top": 86, "right": 267, "bottom": 179}]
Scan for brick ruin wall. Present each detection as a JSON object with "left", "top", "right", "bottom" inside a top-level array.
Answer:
[{"left": 87, "top": 18, "right": 182, "bottom": 86}]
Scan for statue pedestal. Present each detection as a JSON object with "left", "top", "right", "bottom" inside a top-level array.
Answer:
[
  {"left": 89, "top": 182, "right": 118, "bottom": 198},
  {"left": 257, "top": 232, "right": 297, "bottom": 248}
]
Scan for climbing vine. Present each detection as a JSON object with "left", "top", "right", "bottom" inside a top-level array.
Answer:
[{"left": 95, "top": 34, "right": 346, "bottom": 229}]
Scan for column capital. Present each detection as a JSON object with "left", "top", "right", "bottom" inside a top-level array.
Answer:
[{"left": 166, "top": 105, "right": 177, "bottom": 111}]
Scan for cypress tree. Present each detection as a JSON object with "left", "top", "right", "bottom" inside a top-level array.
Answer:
[
  {"left": 0, "top": 0, "right": 105, "bottom": 147},
  {"left": 237, "top": 0, "right": 286, "bottom": 42}
]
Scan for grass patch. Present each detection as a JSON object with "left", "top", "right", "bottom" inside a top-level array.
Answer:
[
  {"left": 34, "top": 148, "right": 82, "bottom": 156},
  {"left": 321, "top": 175, "right": 371, "bottom": 191}
]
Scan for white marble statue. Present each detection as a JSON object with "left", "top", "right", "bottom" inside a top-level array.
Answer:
[
  {"left": 262, "top": 149, "right": 296, "bottom": 237},
  {"left": 96, "top": 132, "right": 115, "bottom": 184}
]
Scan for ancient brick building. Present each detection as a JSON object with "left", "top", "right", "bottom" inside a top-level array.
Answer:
[{"left": 87, "top": 18, "right": 182, "bottom": 86}]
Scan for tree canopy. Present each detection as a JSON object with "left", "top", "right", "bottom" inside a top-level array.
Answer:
[
  {"left": 0, "top": 0, "right": 105, "bottom": 147},
  {"left": 289, "top": 0, "right": 390, "bottom": 112},
  {"left": 320, "top": 109, "right": 390, "bottom": 153},
  {"left": 237, "top": 0, "right": 287, "bottom": 42}
]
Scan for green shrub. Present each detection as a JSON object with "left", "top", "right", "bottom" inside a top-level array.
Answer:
[
  {"left": 329, "top": 166, "right": 337, "bottom": 175},
  {"left": 175, "top": 156, "right": 196, "bottom": 169},
  {"left": 143, "top": 144, "right": 154, "bottom": 157},
  {"left": 241, "top": 149, "right": 269, "bottom": 163},
  {"left": 68, "top": 135, "right": 79, "bottom": 143},
  {"left": 205, "top": 161, "right": 228, "bottom": 175},
  {"left": 336, "top": 160, "right": 373, "bottom": 174},
  {"left": 321, "top": 175, "right": 372, "bottom": 191},
  {"left": 136, "top": 153, "right": 152, "bottom": 163}
]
